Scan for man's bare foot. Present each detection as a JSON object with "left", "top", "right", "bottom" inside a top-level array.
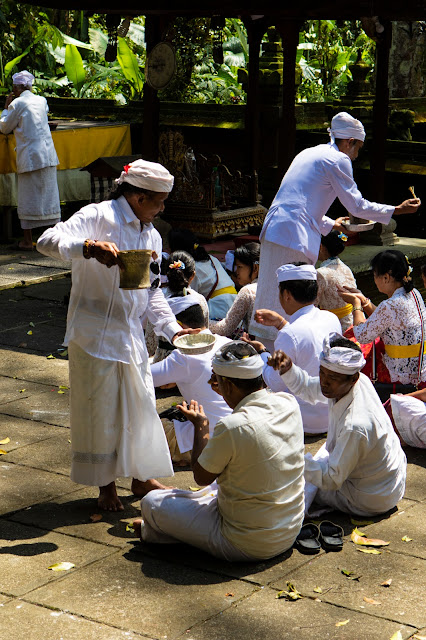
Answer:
[
  {"left": 133, "top": 518, "right": 143, "bottom": 538},
  {"left": 97, "top": 482, "right": 124, "bottom": 511},
  {"left": 131, "top": 478, "right": 174, "bottom": 497}
]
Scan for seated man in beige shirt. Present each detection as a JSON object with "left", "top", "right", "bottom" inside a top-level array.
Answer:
[{"left": 133, "top": 341, "right": 305, "bottom": 561}]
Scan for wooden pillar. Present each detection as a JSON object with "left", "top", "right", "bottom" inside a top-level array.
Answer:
[
  {"left": 276, "top": 20, "right": 301, "bottom": 177},
  {"left": 370, "top": 21, "right": 392, "bottom": 202},
  {"left": 244, "top": 18, "right": 268, "bottom": 174},
  {"left": 142, "top": 15, "right": 161, "bottom": 161}
]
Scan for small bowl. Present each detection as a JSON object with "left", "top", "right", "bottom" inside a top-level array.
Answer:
[
  {"left": 342, "top": 220, "right": 375, "bottom": 232},
  {"left": 173, "top": 333, "right": 216, "bottom": 355}
]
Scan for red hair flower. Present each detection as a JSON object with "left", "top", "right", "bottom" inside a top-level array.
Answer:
[{"left": 123, "top": 164, "right": 131, "bottom": 173}]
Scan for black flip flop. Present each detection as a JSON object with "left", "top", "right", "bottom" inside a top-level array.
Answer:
[
  {"left": 319, "top": 520, "right": 344, "bottom": 551},
  {"left": 294, "top": 523, "right": 321, "bottom": 554}
]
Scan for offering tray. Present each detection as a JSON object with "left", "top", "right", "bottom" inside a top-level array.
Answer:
[
  {"left": 342, "top": 220, "right": 375, "bottom": 232},
  {"left": 173, "top": 333, "right": 216, "bottom": 355}
]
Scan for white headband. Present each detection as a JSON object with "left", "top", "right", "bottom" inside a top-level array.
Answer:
[
  {"left": 167, "top": 294, "right": 200, "bottom": 317},
  {"left": 277, "top": 264, "right": 317, "bottom": 283},
  {"left": 116, "top": 159, "right": 174, "bottom": 193},
  {"left": 328, "top": 111, "right": 366, "bottom": 144},
  {"left": 212, "top": 341, "right": 264, "bottom": 379},
  {"left": 12, "top": 70, "right": 35, "bottom": 86},
  {"left": 319, "top": 332, "right": 366, "bottom": 375}
]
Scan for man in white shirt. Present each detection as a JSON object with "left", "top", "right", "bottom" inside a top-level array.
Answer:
[
  {"left": 0, "top": 70, "right": 60, "bottom": 250},
  {"left": 134, "top": 341, "right": 305, "bottom": 561},
  {"left": 244, "top": 263, "right": 341, "bottom": 434},
  {"left": 150, "top": 294, "right": 232, "bottom": 463},
  {"left": 250, "top": 112, "right": 421, "bottom": 346},
  {"left": 37, "top": 160, "right": 196, "bottom": 511},
  {"left": 268, "top": 333, "right": 406, "bottom": 516}
]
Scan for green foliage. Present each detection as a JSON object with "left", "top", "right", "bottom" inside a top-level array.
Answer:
[
  {"left": 296, "top": 20, "right": 376, "bottom": 102},
  {"left": 64, "top": 44, "right": 86, "bottom": 96},
  {"left": 117, "top": 37, "right": 144, "bottom": 98}
]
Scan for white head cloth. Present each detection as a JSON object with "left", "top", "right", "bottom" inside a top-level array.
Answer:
[
  {"left": 319, "top": 332, "right": 366, "bottom": 375},
  {"left": 212, "top": 340, "right": 264, "bottom": 379},
  {"left": 115, "top": 159, "right": 174, "bottom": 192},
  {"left": 276, "top": 264, "right": 317, "bottom": 283},
  {"left": 225, "top": 250, "right": 235, "bottom": 272},
  {"left": 12, "top": 70, "right": 35, "bottom": 87},
  {"left": 328, "top": 111, "right": 366, "bottom": 144},
  {"left": 167, "top": 294, "right": 200, "bottom": 317}
]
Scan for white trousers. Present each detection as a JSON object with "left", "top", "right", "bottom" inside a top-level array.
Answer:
[
  {"left": 140, "top": 485, "right": 255, "bottom": 562},
  {"left": 69, "top": 342, "right": 173, "bottom": 487},
  {"left": 249, "top": 241, "right": 314, "bottom": 343}
]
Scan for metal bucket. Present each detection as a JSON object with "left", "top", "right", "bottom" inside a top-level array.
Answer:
[{"left": 118, "top": 250, "right": 153, "bottom": 289}]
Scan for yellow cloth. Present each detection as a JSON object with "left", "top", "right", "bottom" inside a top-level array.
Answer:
[
  {"left": 327, "top": 302, "right": 353, "bottom": 319},
  {"left": 0, "top": 124, "right": 131, "bottom": 174},
  {"left": 385, "top": 343, "right": 426, "bottom": 359},
  {"left": 210, "top": 285, "right": 237, "bottom": 299}
]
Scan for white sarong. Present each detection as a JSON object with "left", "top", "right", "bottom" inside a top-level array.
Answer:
[
  {"left": 17, "top": 166, "right": 61, "bottom": 229},
  {"left": 69, "top": 341, "right": 173, "bottom": 486},
  {"left": 249, "top": 240, "right": 314, "bottom": 344},
  {"left": 140, "top": 484, "right": 255, "bottom": 561}
]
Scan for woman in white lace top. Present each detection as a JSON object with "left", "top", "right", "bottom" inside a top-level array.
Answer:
[
  {"left": 340, "top": 250, "right": 426, "bottom": 387},
  {"left": 210, "top": 243, "right": 260, "bottom": 338},
  {"left": 316, "top": 231, "right": 357, "bottom": 332}
]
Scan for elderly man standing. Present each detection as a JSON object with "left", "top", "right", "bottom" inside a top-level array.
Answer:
[
  {"left": 250, "top": 111, "right": 421, "bottom": 350},
  {"left": 0, "top": 70, "right": 60, "bottom": 250},
  {"left": 37, "top": 159, "right": 194, "bottom": 511},
  {"left": 134, "top": 341, "right": 305, "bottom": 561},
  {"left": 269, "top": 333, "right": 406, "bottom": 517}
]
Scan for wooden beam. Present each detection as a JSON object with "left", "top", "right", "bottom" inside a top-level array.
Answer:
[{"left": 370, "top": 20, "right": 392, "bottom": 201}]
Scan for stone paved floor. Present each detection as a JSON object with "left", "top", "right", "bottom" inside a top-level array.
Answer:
[{"left": 0, "top": 269, "right": 425, "bottom": 640}]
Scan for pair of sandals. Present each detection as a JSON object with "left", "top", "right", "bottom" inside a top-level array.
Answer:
[{"left": 295, "top": 521, "right": 344, "bottom": 554}]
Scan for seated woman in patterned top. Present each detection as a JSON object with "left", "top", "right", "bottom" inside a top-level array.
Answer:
[
  {"left": 339, "top": 250, "right": 426, "bottom": 400},
  {"left": 210, "top": 242, "right": 260, "bottom": 339},
  {"left": 316, "top": 230, "right": 358, "bottom": 332}
]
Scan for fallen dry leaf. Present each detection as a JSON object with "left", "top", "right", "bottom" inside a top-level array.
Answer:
[
  {"left": 0, "top": 449, "right": 7, "bottom": 455},
  {"left": 357, "top": 548, "right": 381, "bottom": 555},
  {"left": 125, "top": 523, "right": 135, "bottom": 533},
  {"left": 59, "top": 385, "right": 69, "bottom": 390},
  {"left": 19, "top": 389, "right": 26, "bottom": 393},
  {"left": 27, "top": 330, "right": 33, "bottom": 335},
  {"left": 48, "top": 562, "right": 75, "bottom": 571},
  {"left": 412, "top": 635, "right": 426, "bottom": 640},
  {"left": 381, "top": 579, "right": 392, "bottom": 587},
  {"left": 58, "top": 390, "right": 65, "bottom": 394},
  {"left": 341, "top": 569, "right": 362, "bottom": 581},
  {"left": 90, "top": 514, "right": 102, "bottom": 522},
  {"left": 46, "top": 354, "right": 56, "bottom": 359},
  {"left": 29, "top": 322, "right": 35, "bottom": 327},
  {"left": 335, "top": 620, "right": 350, "bottom": 627},
  {"left": 363, "top": 597, "right": 381, "bottom": 605},
  {"left": 389, "top": 632, "right": 403, "bottom": 640},
  {"left": 189, "top": 486, "right": 201, "bottom": 491},
  {"left": 0, "top": 437, "right": 10, "bottom": 445},
  {"left": 350, "top": 518, "right": 374, "bottom": 526},
  {"left": 276, "top": 582, "right": 302, "bottom": 601},
  {"left": 313, "top": 586, "right": 322, "bottom": 593},
  {"left": 225, "top": 592, "right": 234, "bottom": 597},
  {"left": 401, "top": 535, "right": 412, "bottom": 542},
  {"left": 351, "top": 527, "right": 389, "bottom": 547},
  {"left": 59, "top": 349, "right": 68, "bottom": 357}
]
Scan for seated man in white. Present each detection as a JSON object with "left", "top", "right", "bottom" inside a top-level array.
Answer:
[
  {"left": 245, "top": 263, "right": 341, "bottom": 434},
  {"left": 268, "top": 333, "right": 407, "bottom": 516},
  {"left": 150, "top": 294, "right": 232, "bottom": 464},
  {"left": 135, "top": 341, "right": 305, "bottom": 562}
]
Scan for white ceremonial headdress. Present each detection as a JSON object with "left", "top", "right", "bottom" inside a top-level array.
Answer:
[
  {"left": 319, "top": 332, "right": 366, "bottom": 375},
  {"left": 212, "top": 341, "right": 264, "bottom": 379},
  {"left": 167, "top": 294, "right": 200, "bottom": 317},
  {"left": 328, "top": 112, "right": 366, "bottom": 144},
  {"left": 12, "top": 70, "right": 35, "bottom": 86},
  {"left": 276, "top": 264, "right": 317, "bottom": 283},
  {"left": 116, "top": 159, "right": 174, "bottom": 193},
  {"left": 225, "top": 250, "right": 235, "bottom": 272}
]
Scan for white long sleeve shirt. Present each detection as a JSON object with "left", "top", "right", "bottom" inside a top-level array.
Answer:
[
  {"left": 0, "top": 90, "right": 59, "bottom": 173},
  {"left": 281, "top": 364, "right": 406, "bottom": 515},
  {"left": 37, "top": 196, "right": 181, "bottom": 365},
  {"left": 151, "top": 331, "right": 232, "bottom": 452},
  {"left": 261, "top": 305, "right": 341, "bottom": 433},
  {"left": 260, "top": 142, "right": 395, "bottom": 262}
]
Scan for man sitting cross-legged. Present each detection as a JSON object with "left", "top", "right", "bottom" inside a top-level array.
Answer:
[
  {"left": 268, "top": 333, "right": 407, "bottom": 516},
  {"left": 134, "top": 341, "right": 305, "bottom": 562},
  {"left": 150, "top": 294, "right": 232, "bottom": 465}
]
